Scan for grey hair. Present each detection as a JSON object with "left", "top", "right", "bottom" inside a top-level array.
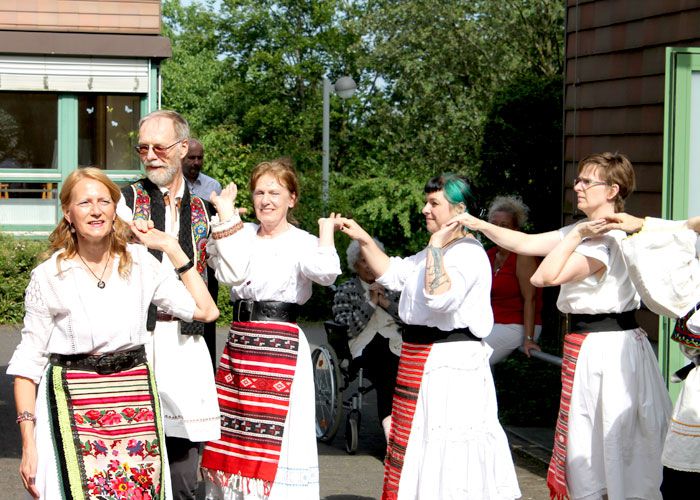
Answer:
[
  {"left": 346, "top": 238, "right": 385, "bottom": 273},
  {"left": 139, "top": 109, "right": 190, "bottom": 141},
  {"left": 487, "top": 195, "right": 529, "bottom": 230}
]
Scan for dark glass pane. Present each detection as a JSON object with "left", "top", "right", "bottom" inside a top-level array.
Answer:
[
  {"left": 0, "top": 93, "right": 58, "bottom": 169},
  {"left": 78, "top": 95, "right": 141, "bottom": 170}
]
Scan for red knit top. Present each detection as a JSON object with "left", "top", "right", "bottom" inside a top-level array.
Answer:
[{"left": 487, "top": 247, "right": 543, "bottom": 326}]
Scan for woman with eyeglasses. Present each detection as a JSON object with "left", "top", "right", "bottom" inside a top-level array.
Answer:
[
  {"left": 7, "top": 167, "right": 219, "bottom": 499},
  {"left": 455, "top": 152, "right": 672, "bottom": 500}
]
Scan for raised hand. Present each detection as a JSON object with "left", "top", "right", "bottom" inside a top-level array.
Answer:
[
  {"left": 129, "top": 221, "right": 177, "bottom": 252},
  {"left": 337, "top": 217, "right": 372, "bottom": 243},
  {"left": 575, "top": 218, "right": 608, "bottom": 239},
  {"left": 210, "top": 182, "right": 238, "bottom": 222},
  {"left": 602, "top": 213, "right": 644, "bottom": 234},
  {"left": 429, "top": 219, "right": 462, "bottom": 248},
  {"left": 448, "top": 212, "right": 486, "bottom": 232}
]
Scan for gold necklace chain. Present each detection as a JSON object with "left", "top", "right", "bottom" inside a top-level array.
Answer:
[{"left": 77, "top": 253, "right": 111, "bottom": 289}]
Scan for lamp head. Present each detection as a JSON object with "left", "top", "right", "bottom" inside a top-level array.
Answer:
[{"left": 334, "top": 76, "right": 357, "bottom": 99}]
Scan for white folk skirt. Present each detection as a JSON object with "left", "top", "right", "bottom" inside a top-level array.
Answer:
[
  {"left": 566, "top": 329, "right": 672, "bottom": 500},
  {"left": 147, "top": 320, "right": 221, "bottom": 441},
  {"left": 397, "top": 340, "right": 521, "bottom": 500}
]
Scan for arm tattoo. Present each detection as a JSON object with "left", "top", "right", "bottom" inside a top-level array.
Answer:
[{"left": 427, "top": 245, "right": 450, "bottom": 293}]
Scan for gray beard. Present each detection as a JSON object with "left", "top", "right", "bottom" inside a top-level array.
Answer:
[{"left": 146, "top": 165, "right": 178, "bottom": 187}]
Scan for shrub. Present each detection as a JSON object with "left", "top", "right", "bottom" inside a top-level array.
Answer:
[{"left": 0, "top": 234, "right": 48, "bottom": 324}]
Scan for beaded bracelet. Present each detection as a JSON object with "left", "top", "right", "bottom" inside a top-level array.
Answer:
[
  {"left": 212, "top": 220, "right": 244, "bottom": 240},
  {"left": 16, "top": 410, "right": 36, "bottom": 424}
]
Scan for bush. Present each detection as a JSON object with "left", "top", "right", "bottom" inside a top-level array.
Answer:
[{"left": 0, "top": 234, "right": 49, "bottom": 324}]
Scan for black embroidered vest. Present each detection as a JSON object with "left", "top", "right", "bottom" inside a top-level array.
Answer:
[{"left": 121, "top": 178, "right": 213, "bottom": 335}]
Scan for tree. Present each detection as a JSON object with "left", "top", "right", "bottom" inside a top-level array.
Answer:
[{"left": 160, "top": 0, "right": 565, "bottom": 252}]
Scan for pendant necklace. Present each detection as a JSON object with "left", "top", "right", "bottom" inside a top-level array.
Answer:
[{"left": 78, "top": 253, "right": 110, "bottom": 289}]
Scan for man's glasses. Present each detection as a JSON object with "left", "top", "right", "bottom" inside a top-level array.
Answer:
[
  {"left": 573, "top": 177, "right": 608, "bottom": 190},
  {"left": 134, "top": 140, "right": 183, "bottom": 158}
]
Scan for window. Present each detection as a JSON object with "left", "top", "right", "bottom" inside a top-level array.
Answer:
[
  {"left": 78, "top": 94, "right": 141, "bottom": 170},
  {"left": 0, "top": 93, "right": 58, "bottom": 169}
]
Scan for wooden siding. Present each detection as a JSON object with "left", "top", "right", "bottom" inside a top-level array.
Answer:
[
  {"left": 0, "top": 0, "right": 161, "bottom": 34},
  {"left": 564, "top": 0, "right": 700, "bottom": 222}
]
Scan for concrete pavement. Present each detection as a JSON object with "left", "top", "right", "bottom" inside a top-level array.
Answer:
[{"left": 0, "top": 323, "right": 553, "bottom": 499}]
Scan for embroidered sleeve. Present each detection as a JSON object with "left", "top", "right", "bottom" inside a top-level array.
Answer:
[{"left": 7, "top": 269, "right": 54, "bottom": 383}]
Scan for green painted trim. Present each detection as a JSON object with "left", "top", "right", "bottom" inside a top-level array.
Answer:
[
  {"left": 149, "top": 60, "right": 160, "bottom": 112},
  {"left": 57, "top": 95, "right": 78, "bottom": 223},
  {"left": 659, "top": 47, "right": 700, "bottom": 401}
]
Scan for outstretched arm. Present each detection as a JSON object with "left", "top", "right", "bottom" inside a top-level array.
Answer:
[
  {"left": 130, "top": 221, "right": 219, "bottom": 322},
  {"left": 338, "top": 217, "right": 390, "bottom": 277},
  {"left": 530, "top": 220, "right": 606, "bottom": 286},
  {"left": 449, "top": 213, "right": 560, "bottom": 256}
]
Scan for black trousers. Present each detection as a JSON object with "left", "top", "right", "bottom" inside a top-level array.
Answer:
[
  {"left": 203, "top": 266, "right": 219, "bottom": 371},
  {"left": 661, "top": 466, "right": 700, "bottom": 499},
  {"left": 165, "top": 436, "right": 201, "bottom": 500},
  {"left": 354, "top": 333, "right": 401, "bottom": 421}
]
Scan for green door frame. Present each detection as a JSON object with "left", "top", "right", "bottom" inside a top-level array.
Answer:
[{"left": 660, "top": 47, "right": 700, "bottom": 400}]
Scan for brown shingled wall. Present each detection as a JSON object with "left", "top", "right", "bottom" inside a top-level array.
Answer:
[
  {"left": 0, "top": 0, "right": 161, "bottom": 34},
  {"left": 564, "top": 0, "right": 700, "bottom": 219}
]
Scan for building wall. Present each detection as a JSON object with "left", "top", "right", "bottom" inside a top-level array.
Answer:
[
  {"left": 564, "top": 0, "right": 700, "bottom": 219},
  {"left": 0, "top": 0, "right": 161, "bottom": 34}
]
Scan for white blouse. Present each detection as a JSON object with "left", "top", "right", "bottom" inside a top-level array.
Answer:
[
  {"left": 7, "top": 244, "right": 196, "bottom": 383},
  {"left": 207, "top": 221, "right": 341, "bottom": 304},
  {"left": 376, "top": 237, "right": 494, "bottom": 337},
  {"left": 556, "top": 222, "right": 640, "bottom": 314}
]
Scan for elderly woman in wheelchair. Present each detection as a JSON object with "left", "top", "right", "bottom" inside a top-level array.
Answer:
[{"left": 330, "top": 239, "right": 403, "bottom": 441}]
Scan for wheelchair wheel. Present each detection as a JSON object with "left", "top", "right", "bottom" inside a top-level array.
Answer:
[
  {"left": 312, "top": 345, "right": 342, "bottom": 443},
  {"left": 345, "top": 409, "right": 361, "bottom": 455}
]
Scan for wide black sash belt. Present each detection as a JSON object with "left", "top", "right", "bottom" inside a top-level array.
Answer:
[
  {"left": 401, "top": 324, "right": 479, "bottom": 344},
  {"left": 568, "top": 311, "right": 638, "bottom": 334},
  {"left": 49, "top": 346, "right": 147, "bottom": 375},
  {"left": 232, "top": 299, "right": 299, "bottom": 323}
]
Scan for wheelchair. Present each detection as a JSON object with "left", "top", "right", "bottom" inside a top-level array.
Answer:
[{"left": 312, "top": 321, "right": 374, "bottom": 454}]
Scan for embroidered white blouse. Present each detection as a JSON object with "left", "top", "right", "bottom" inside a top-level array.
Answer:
[
  {"left": 207, "top": 220, "right": 341, "bottom": 304},
  {"left": 7, "top": 244, "right": 195, "bottom": 383},
  {"left": 376, "top": 237, "right": 494, "bottom": 337}
]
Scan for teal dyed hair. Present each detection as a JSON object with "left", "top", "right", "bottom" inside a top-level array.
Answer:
[{"left": 424, "top": 173, "right": 476, "bottom": 213}]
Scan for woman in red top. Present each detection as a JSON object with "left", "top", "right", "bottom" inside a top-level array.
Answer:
[{"left": 485, "top": 196, "right": 542, "bottom": 364}]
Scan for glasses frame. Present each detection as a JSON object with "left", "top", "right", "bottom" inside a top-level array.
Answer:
[
  {"left": 573, "top": 177, "right": 609, "bottom": 190},
  {"left": 134, "top": 139, "right": 183, "bottom": 158}
]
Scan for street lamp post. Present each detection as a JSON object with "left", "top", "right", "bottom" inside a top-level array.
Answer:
[{"left": 322, "top": 75, "right": 357, "bottom": 215}]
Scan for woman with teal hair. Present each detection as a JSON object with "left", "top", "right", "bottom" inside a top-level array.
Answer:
[{"left": 338, "top": 173, "right": 520, "bottom": 499}]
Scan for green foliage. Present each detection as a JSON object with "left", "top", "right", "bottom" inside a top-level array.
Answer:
[
  {"left": 0, "top": 234, "right": 48, "bottom": 324},
  {"left": 161, "top": 0, "right": 566, "bottom": 252},
  {"left": 478, "top": 73, "right": 564, "bottom": 232}
]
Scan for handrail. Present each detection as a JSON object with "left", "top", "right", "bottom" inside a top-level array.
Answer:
[{"left": 517, "top": 346, "right": 563, "bottom": 366}]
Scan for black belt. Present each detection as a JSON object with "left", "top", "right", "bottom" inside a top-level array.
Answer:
[
  {"left": 568, "top": 311, "right": 638, "bottom": 334},
  {"left": 401, "top": 324, "right": 479, "bottom": 344},
  {"left": 49, "top": 346, "right": 147, "bottom": 375},
  {"left": 232, "top": 299, "right": 299, "bottom": 323}
]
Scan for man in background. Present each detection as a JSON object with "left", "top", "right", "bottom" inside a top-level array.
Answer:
[
  {"left": 182, "top": 138, "right": 221, "bottom": 202},
  {"left": 181, "top": 137, "right": 220, "bottom": 367}
]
